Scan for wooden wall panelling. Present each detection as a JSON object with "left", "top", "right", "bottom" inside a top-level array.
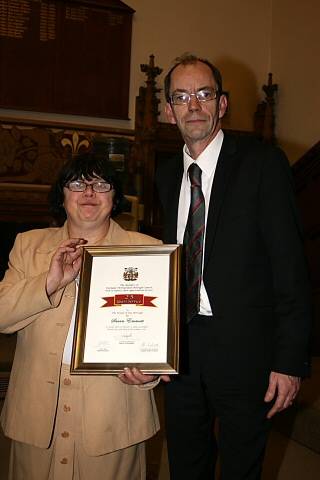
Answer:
[
  {"left": 0, "top": 121, "right": 135, "bottom": 220},
  {"left": 0, "top": 120, "right": 135, "bottom": 281},
  {"left": 0, "top": 0, "right": 134, "bottom": 119}
]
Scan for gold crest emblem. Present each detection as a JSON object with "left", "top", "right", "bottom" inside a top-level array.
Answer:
[{"left": 123, "top": 267, "right": 138, "bottom": 281}]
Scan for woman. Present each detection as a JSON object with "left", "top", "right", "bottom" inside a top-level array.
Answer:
[{"left": 0, "top": 153, "right": 164, "bottom": 480}]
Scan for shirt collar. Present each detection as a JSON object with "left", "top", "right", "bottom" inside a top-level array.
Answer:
[{"left": 183, "top": 129, "right": 224, "bottom": 179}]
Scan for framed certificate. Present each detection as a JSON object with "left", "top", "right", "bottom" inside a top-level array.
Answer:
[{"left": 70, "top": 244, "right": 181, "bottom": 375}]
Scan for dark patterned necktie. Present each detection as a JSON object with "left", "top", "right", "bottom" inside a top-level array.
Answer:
[{"left": 183, "top": 163, "right": 205, "bottom": 322}]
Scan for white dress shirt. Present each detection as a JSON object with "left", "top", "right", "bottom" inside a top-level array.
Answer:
[
  {"left": 177, "top": 130, "right": 224, "bottom": 316},
  {"left": 62, "top": 278, "right": 79, "bottom": 364}
]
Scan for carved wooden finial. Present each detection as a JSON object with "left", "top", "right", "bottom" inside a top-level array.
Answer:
[
  {"left": 263, "top": 73, "right": 278, "bottom": 102},
  {"left": 254, "top": 73, "right": 278, "bottom": 144},
  {"left": 137, "top": 55, "right": 163, "bottom": 131},
  {"left": 140, "top": 54, "right": 163, "bottom": 83}
]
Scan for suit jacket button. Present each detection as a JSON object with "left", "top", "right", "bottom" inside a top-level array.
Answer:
[{"left": 63, "top": 378, "right": 71, "bottom": 386}]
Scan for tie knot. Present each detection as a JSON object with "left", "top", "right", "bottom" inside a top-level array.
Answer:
[{"left": 188, "top": 163, "right": 202, "bottom": 187}]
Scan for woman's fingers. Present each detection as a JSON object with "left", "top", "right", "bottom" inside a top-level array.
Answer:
[{"left": 46, "top": 238, "right": 87, "bottom": 296}]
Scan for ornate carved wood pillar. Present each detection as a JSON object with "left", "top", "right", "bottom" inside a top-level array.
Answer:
[
  {"left": 254, "top": 73, "right": 278, "bottom": 144},
  {"left": 130, "top": 55, "right": 162, "bottom": 232}
]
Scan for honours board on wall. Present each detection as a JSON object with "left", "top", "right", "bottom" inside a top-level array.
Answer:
[{"left": 0, "top": 0, "right": 134, "bottom": 119}]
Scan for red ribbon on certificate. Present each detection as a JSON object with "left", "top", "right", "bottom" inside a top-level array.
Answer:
[{"left": 102, "top": 294, "right": 157, "bottom": 307}]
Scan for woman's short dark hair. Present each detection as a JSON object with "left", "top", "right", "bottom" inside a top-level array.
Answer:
[
  {"left": 164, "top": 53, "right": 223, "bottom": 102},
  {"left": 49, "top": 152, "right": 125, "bottom": 222}
]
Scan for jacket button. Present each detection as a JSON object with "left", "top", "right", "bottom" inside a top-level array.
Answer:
[
  {"left": 61, "top": 431, "right": 69, "bottom": 438},
  {"left": 63, "top": 404, "right": 71, "bottom": 412},
  {"left": 63, "top": 378, "right": 71, "bottom": 386},
  {"left": 60, "top": 457, "right": 68, "bottom": 464}
]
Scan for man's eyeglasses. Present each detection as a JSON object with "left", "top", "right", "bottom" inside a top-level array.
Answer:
[
  {"left": 65, "top": 180, "right": 113, "bottom": 193},
  {"left": 170, "top": 87, "right": 218, "bottom": 106}
]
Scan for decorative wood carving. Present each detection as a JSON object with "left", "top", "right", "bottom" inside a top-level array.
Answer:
[
  {"left": 130, "top": 55, "right": 163, "bottom": 231},
  {"left": 0, "top": 121, "right": 134, "bottom": 230},
  {"left": 60, "top": 131, "right": 91, "bottom": 156},
  {"left": 254, "top": 73, "right": 278, "bottom": 144}
]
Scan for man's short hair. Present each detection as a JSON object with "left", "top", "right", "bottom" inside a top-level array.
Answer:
[{"left": 164, "top": 53, "right": 223, "bottom": 103}]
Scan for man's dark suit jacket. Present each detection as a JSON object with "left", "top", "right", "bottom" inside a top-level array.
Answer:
[{"left": 156, "top": 133, "right": 311, "bottom": 388}]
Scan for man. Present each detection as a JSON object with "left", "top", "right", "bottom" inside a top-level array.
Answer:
[{"left": 156, "top": 54, "right": 311, "bottom": 479}]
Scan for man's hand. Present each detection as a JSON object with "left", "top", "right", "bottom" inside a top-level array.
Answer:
[
  {"left": 118, "top": 367, "right": 171, "bottom": 385},
  {"left": 46, "top": 238, "right": 87, "bottom": 296},
  {"left": 264, "top": 371, "right": 301, "bottom": 419}
]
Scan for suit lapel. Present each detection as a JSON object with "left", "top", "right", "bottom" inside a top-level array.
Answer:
[{"left": 204, "top": 134, "right": 238, "bottom": 268}]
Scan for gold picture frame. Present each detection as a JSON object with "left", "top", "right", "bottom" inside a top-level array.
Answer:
[{"left": 70, "top": 244, "right": 181, "bottom": 375}]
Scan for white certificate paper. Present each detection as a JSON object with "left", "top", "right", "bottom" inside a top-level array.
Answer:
[{"left": 84, "top": 254, "right": 169, "bottom": 363}]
